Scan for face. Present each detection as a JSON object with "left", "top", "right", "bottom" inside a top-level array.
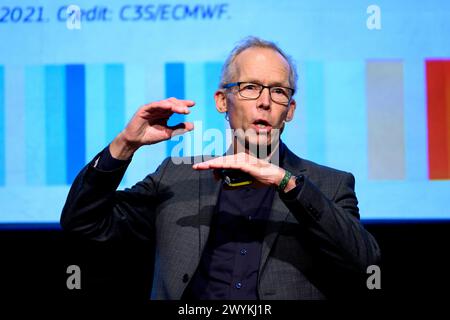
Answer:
[{"left": 215, "top": 47, "right": 296, "bottom": 150}]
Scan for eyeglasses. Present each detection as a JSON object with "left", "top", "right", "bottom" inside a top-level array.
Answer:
[{"left": 222, "top": 82, "right": 295, "bottom": 105}]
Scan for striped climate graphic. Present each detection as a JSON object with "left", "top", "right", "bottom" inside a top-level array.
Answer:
[
  {"left": 0, "top": 62, "right": 224, "bottom": 186},
  {"left": 0, "top": 60, "right": 448, "bottom": 187},
  {"left": 2, "top": 64, "right": 125, "bottom": 186},
  {"left": 295, "top": 60, "right": 406, "bottom": 181},
  {"left": 426, "top": 60, "right": 450, "bottom": 180}
]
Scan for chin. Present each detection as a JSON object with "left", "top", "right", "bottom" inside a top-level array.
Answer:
[
  {"left": 256, "top": 135, "right": 272, "bottom": 146},
  {"left": 245, "top": 135, "right": 273, "bottom": 156}
]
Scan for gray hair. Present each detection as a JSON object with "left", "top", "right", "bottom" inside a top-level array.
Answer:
[{"left": 219, "top": 36, "right": 298, "bottom": 93}]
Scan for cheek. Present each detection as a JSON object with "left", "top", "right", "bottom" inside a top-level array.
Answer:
[
  {"left": 274, "top": 110, "right": 289, "bottom": 125},
  {"left": 229, "top": 110, "right": 245, "bottom": 129},
  {"left": 228, "top": 101, "right": 251, "bottom": 125}
]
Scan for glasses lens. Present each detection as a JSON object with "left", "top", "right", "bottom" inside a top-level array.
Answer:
[
  {"left": 270, "top": 87, "right": 291, "bottom": 104},
  {"left": 239, "top": 83, "right": 262, "bottom": 99}
]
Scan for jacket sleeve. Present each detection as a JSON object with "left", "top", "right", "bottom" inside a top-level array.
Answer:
[
  {"left": 280, "top": 172, "right": 381, "bottom": 274},
  {"left": 60, "top": 151, "right": 171, "bottom": 241}
]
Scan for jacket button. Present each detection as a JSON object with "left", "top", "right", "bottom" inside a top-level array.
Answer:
[{"left": 182, "top": 274, "right": 189, "bottom": 283}]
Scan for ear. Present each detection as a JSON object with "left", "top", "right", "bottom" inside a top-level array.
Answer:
[
  {"left": 214, "top": 90, "right": 228, "bottom": 114},
  {"left": 285, "top": 98, "right": 296, "bottom": 122}
]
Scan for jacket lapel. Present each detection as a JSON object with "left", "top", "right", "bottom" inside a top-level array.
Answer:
[
  {"left": 259, "top": 143, "right": 308, "bottom": 273},
  {"left": 198, "top": 162, "right": 222, "bottom": 254}
]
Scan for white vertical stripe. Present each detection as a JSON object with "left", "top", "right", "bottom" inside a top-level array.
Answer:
[
  {"left": 366, "top": 61, "right": 405, "bottom": 180},
  {"left": 122, "top": 64, "right": 146, "bottom": 187},
  {"left": 121, "top": 63, "right": 167, "bottom": 188},
  {"left": 25, "top": 66, "right": 46, "bottom": 185},
  {"left": 145, "top": 62, "right": 169, "bottom": 172},
  {"left": 5, "top": 66, "right": 26, "bottom": 186}
]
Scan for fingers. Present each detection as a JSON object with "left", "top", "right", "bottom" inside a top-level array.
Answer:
[
  {"left": 193, "top": 153, "right": 254, "bottom": 170},
  {"left": 167, "top": 122, "right": 195, "bottom": 137},
  {"left": 141, "top": 98, "right": 195, "bottom": 117},
  {"left": 194, "top": 162, "right": 243, "bottom": 170}
]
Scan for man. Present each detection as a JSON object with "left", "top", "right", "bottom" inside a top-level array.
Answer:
[{"left": 61, "top": 37, "right": 380, "bottom": 300}]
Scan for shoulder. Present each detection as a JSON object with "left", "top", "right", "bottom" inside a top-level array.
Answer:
[
  {"left": 283, "top": 145, "right": 355, "bottom": 190},
  {"left": 300, "top": 158, "right": 351, "bottom": 178}
]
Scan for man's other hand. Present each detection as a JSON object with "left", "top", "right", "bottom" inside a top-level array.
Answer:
[{"left": 192, "top": 153, "right": 296, "bottom": 192}]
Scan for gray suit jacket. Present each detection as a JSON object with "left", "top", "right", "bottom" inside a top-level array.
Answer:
[{"left": 61, "top": 143, "right": 380, "bottom": 300}]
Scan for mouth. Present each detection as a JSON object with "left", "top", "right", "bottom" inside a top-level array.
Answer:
[{"left": 251, "top": 119, "right": 272, "bottom": 133}]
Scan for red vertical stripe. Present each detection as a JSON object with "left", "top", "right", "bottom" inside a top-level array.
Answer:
[
  {"left": 446, "top": 63, "right": 450, "bottom": 177},
  {"left": 426, "top": 60, "right": 450, "bottom": 179}
]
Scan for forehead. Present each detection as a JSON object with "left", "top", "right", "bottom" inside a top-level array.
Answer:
[{"left": 233, "top": 47, "right": 290, "bottom": 84}]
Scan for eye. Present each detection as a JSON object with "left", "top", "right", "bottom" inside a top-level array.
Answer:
[
  {"left": 241, "top": 83, "right": 259, "bottom": 91},
  {"left": 272, "top": 87, "right": 288, "bottom": 95}
]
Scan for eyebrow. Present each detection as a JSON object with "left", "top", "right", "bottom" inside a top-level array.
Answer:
[{"left": 240, "top": 79, "right": 290, "bottom": 87}]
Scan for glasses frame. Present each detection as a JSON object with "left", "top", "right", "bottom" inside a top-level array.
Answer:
[{"left": 222, "top": 81, "right": 295, "bottom": 106}]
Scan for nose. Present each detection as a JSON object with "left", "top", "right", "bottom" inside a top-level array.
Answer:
[{"left": 257, "top": 87, "right": 271, "bottom": 110}]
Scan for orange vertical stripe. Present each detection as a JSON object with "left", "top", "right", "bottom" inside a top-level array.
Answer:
[{"left": 427, "top": 60, "right": 450, "bottom": 179}]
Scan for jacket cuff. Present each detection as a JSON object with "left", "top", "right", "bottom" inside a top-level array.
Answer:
[
  {"left": 83, "top": 147, "right": 131, "bottom": 189},
  {"left": 280, "top": 176, "right": 323, "bottom": 222}
]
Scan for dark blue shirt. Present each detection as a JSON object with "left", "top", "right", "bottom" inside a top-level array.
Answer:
[{"left": 183, "top": 184, "right": 275, "bottom": 300}]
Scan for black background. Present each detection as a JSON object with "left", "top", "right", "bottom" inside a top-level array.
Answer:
[{"left": 2, "top": 221, "right": 449, "bottom": 303}]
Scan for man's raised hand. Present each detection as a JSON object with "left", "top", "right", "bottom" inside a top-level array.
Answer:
[{"left": 110, "top": 98, "right": 195, "bottom": 160}]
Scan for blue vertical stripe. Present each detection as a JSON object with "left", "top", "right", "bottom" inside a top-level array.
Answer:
[
  {"left": 25, "top": 66, "right": 46, "bottom": 185},
  {"left": 282, "top": 62, "right": 307, "bottom": 158},
  {"left": 85, "top": 64, "right": 106, "bottom": 162},
  {"left": 105, "top": 64, "right": 125, "bottom": 144},
  {"left": 0, "top": 66, "right": 4, "bottom": 185},
  {"left": 204, "top": 62, "right": 225, "bottom": 156},
  {"left": 65, "top": 65, "right": 86, "bottom": 184},
  {"left": 204, "top": 62, "right": 223, "bottom": 131},
  {"left": 165, "top": 63, "right": 185, "bottom": 157},
  {"left": 304, "top": 61, "right": 326, "bottom": 164},
  {"left": 185, "top": 63, "right": 206, "bottom": 157},
  {"left": 404, "top": 59, "right": 428, "bottom": 180},
  {"left": 324, "top": 61, "right": 367, "bottom": 177},
  {"left": 45, "top": 66, "right": 66, "bottom": 185}
]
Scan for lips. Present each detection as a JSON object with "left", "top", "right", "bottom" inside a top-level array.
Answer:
[{"left": 252, "top": 119, "right": 272, "bottom": 133}]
